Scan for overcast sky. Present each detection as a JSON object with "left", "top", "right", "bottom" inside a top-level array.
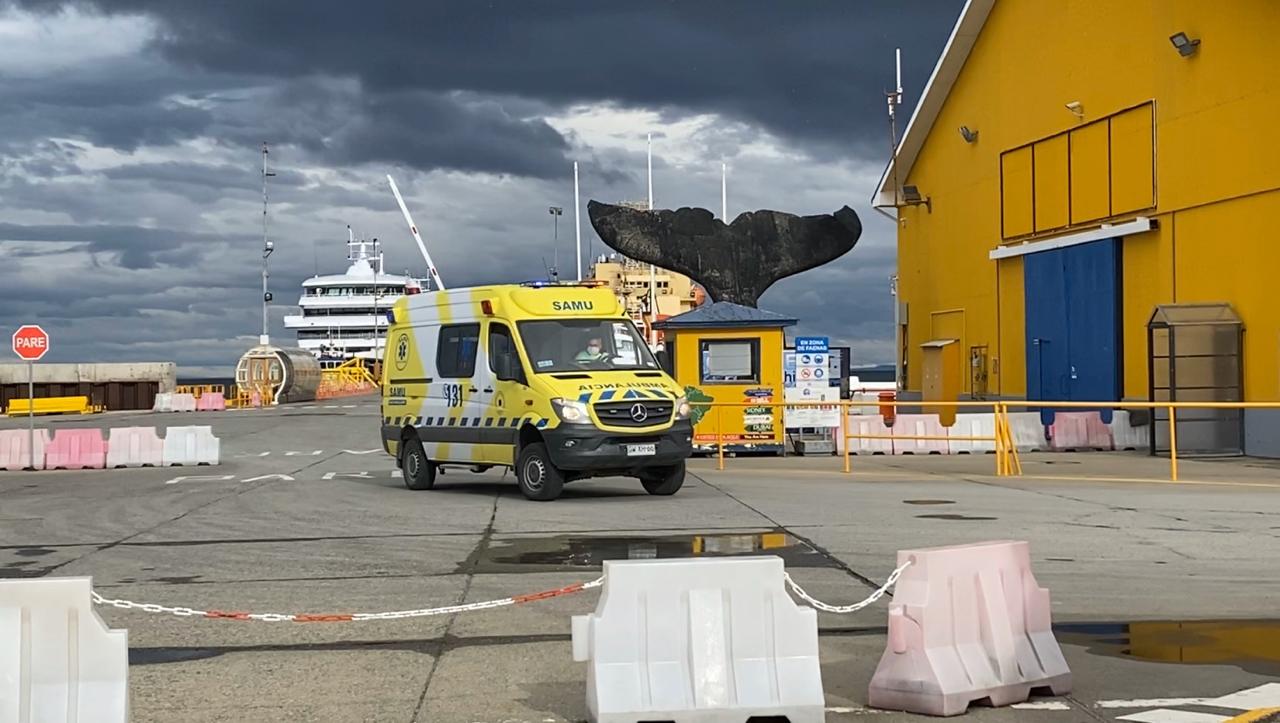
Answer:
[{"left": 0, "top": 1, "right": 962, "bottom": 376}]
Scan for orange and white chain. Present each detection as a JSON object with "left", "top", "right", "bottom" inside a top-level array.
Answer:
[
  {"left": 782, "top": 560, "right": 911, "bottom": 614},
  {"left": 90, "top": 577, "right": 603, "bottom": 623}
]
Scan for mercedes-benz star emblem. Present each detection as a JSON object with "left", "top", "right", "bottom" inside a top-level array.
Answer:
[{"left": 629, "top": 403, "right": 648, "bottom": 422}]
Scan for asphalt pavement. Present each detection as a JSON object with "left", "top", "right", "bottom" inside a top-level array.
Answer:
[{"left": 2, "top": 397, "right": 1278, "bottom": 722}]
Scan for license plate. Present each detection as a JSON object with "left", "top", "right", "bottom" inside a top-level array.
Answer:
[{"left": 626, "top": 443, "right": 656, "bottom": 456}]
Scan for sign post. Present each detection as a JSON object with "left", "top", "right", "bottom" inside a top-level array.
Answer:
[{"left": 12, "top": 325, "right": 50, "bottom": 470}]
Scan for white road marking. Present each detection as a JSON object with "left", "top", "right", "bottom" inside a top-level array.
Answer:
[
  {"left": 164, "top": 474, "right": 235, "bottom": 485},
  {"left": 323, "top": 405, "right": 339, "bottom": 409},
  {"left": 283, "top": 450, "right": 324, "bottom": 456},
  {"left": 241, "top": 474, "right": 295, "bottom": 482},
  {"left": 341, "top": 404, "right": 356, "bottom": 408},
  {"left": 823, "top": 707, "right": 890, "bottom": 716},
  {"left": 342, "top": 449, "right": 381, "bottom": 455},
  {"left": 1099, "top": 699, "right": 1216, "bottom": 709},
  {"left": 1206, "top": 682, "right": 1280, "bottom": 710},
  {"left": 1117, "top": 711, "right": 1228, "bottom": 723},
  {"left": 321, "top": 472, "right": 375, "bottom": 480},
  {"left": 1012, "top": 701, "right": 1071, "bottom": 710},
  {"left": 235, "top": 451, "right": 272, "bottom": 457}
]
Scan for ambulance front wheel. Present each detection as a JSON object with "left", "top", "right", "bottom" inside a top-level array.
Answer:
[
  {"left": 401, "top": 437, "right": 436, "bottom": 491},
  {"left": 639, "top": 461, "right": 686, "bottom": 496},
  {"left": 516, "top": 443, "right": 565, "bottom": 501}
]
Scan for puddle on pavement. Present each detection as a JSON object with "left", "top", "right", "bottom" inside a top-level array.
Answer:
[
  {"left": 915, "top": 513, "right": 998, "bottom": 521},
  {"left": 1058, "top": 619, "right": 1280, "bottom": 676},
  {"left": 14, "top": 547, "right": 55, "bottom": 557},
  {"left": 472, "top": 529, "right": 836, "bottom": 574},
  {"left": 902, "top": 499, "right": 955, "bottom": 505}
]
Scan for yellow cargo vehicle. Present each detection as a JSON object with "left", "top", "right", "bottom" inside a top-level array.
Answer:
[{"left": 380, "top": 282, "right": 693, "bottom": 501}]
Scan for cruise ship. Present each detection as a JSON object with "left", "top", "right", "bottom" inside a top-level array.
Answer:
[{"left": 283, "top": 234, "right": 425, "bottom": 367}]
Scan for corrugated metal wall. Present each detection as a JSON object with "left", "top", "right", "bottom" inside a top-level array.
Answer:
[{"left": 0, "top": 382, "right": 159, "bottom": 411}]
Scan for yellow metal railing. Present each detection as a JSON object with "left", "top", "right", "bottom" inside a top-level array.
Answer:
[
  {"left": 173, "top": 384, "right": 226, "bottom": 398},
  {"left": 317, "top": 359, "right": 378, "bottom": 399},
  {"left": 690, "top": 399, "right": 1277, "bottom": 483}
]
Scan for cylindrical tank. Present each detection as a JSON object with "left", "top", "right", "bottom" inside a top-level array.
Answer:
[{"left": 234, "top": 344, "right": 322, "bottom": 404}]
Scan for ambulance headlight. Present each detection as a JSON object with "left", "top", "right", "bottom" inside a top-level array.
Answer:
[
  {"left": 551, "top": 398, "right": 592, "bottom": 424},
  {"left": 674, "top": 396, "right": 691, "bottom": 420}
]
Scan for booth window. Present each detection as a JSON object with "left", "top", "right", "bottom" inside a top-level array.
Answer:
[
  {"left": 700, "top": 339, "right": 759, "bottom": 384},
  {"left": 437, "top": 323, "right": 480, "bottom": 378}
]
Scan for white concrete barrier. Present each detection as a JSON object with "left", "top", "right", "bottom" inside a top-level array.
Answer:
[
  {"left": 0, "top": 577, "right": 128, "bottom": 723},
  {"left": 1007, "top": 412, "right": 1049, "bottom": 452},
  {"left": 150, "top": 393, "right": 173, "bottom": 413},
  {"left": 891, "top": 414, "right": 949, "bottom": 454},
  {"left": 948, "top": 413, "right": 997, "bottom": 454},
  {"left": 161, "top": 426, "right": 220, "bottom": 466},
  {"left": 106, "top": 427, "right": 165, "bottom": 468},
  {"left": 1110, "top": 410, "right": 1150, "bottom": 451},
  {"left": 0, "top": 428, "right": 50, "bottom": 471},
  {"left": 844, "top": 414, "right": 894, "bottom": 455},
  {"left": 572, "top": 556, "right": 823, "bottom": 723},
  {"left": 169, "top": 393, "right": 197, "bottom": 413}
]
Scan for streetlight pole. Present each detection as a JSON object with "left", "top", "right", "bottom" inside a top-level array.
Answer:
[
  {"left": 261, "top": 142, "right": 277, "bottom": 345},
  {"left": 549, "top": 206, "right": 563, "bottom": 281}
]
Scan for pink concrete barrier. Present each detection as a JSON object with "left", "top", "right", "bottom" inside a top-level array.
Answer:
[
  {"left": 1048, "top": 411, "right": 1113, "bottom": 451},
  {"left": 196, "top": 392, "right": 226, "bottom": 412},
  {"left": 0, "top": 428, "right": 51, "bottom": 471},
  {"left": 106, "top": 427, "right": 164, "bottom": 468},
  {"left": 844, "top": 414, "right": 894, "bottom": 455},
  {"left": 45, "top": 429, "right": 107, "bottom": 470},
  {"left": 868, "top": 540, "right": 1071, "bottom": 716},
  {"left": 891, "top": 414, "right": 949, "bottom": 455}
]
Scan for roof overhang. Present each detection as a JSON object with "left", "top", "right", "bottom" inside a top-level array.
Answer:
[
  {"left": 872, "top": 0, "right": 996, "bottom": 208},
  {"left": 988, "top": 217, "right": 1154, "bottom": 260}
]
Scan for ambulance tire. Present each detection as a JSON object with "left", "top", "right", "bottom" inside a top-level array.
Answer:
[
  {"left": 401, "top": 437, "right": 436, "bottom": 491},
  {"left": 516, "top": 443, "right": 564, "bottom": 501},
  {"left": 639, "top": 461, "right": 685, "bottom": 496}
]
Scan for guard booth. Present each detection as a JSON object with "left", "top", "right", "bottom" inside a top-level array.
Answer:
[
  {"left": 921, "top": 339, "right": 961, "bottom": 426},
  {"left": 654, "top": 302, "right": 796, "bottom": 455}
]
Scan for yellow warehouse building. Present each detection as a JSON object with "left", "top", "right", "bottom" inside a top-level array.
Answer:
[{"left": 875, "top": 0, "right": 1280, "bottom": 456}]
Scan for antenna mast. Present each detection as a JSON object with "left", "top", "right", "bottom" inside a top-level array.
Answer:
[
  {"left": 646, "top": 133, "right": 657, "bottom": 347},
  {"left": 386, "top": 175, "right": 446, "bottom": 291}
]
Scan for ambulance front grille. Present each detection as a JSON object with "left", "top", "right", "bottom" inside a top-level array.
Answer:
[{"left": 593, "top": 400, "right": 673, "bottom": 427}]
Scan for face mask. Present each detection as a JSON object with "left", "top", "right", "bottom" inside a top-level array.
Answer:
[{"left": 588, "top": 346, "right": 601, "bottom": 355}]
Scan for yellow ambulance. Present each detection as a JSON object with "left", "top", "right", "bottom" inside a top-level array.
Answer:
[{"left": 379, "top": 282, "right": 693, "bottom": 501}]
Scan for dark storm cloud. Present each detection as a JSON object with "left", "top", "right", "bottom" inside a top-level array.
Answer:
[
  {"left": 23, "top": 0, "right": 962, "bottom": 156},
  {"left": 0, "top": 222, "right": 228, "bottom": 269}
]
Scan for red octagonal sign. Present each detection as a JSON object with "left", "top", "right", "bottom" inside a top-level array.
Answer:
[{"left": 12, "top": 325, "right": 50, "bottom": 361}]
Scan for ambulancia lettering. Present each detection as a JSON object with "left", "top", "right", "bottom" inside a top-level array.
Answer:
[{"left": 552, "top": 300, "right": 594, "bottom": 311}]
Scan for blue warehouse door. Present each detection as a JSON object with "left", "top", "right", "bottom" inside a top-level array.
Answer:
[{"left": 1024, "top": 239, "right": 1121, "bottom": 424}]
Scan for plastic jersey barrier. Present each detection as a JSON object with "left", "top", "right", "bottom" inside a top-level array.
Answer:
[
  {"left": 844, "top": 414, "right": 894, "bottom": 455},
  {"left": 196, "top": 392, "right": 226, "bottom": 412},
  {"left": 868, "top": 540, "right": 1071, "bottom": 716},
  {"left": 1048, "top": 411, "right": 1114, "bottom": 451},
  {"left": 948, "top": 414, "right": 997, "bottom": 454},
  {"left": 161, "top": 426, "right": 220, "bottom": 466},
  {"left": 1006, "top": 412, "right": 1050, "bottom": 452},
  {"left": 105, "top": 427, "right": 164, "bottom": 468},
  {"left": 169, "top": 393, "right": 197, "bottom": 413},
  {"left": 1110, "top": 410, "right": 1150, "bottom": 451},
  {"left": 0, "top": 576, "right": 129, "bottom": 723},
  {"left": 151, "top": 393, "right": 173, "bottom": 413},
  {"left": 891, "top": 414, "right": 949, "bottom": 455},
  {"left": 45, "top": 429, "right": 107, "bottom": 470},
  {"left": 0, "top": 428, "right": 50, "bottom": 471},
  {"left": 572, "top": 556, "right": 824, "bottom": 723}
]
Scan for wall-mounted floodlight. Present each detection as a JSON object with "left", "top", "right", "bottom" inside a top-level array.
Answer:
[
  {"left": 1172, "top": 31, "right": 1198, "bottom": 56},
  {"left": 959, "top": 126, "right": 978, "bottom": 143},
  {"left": 900, "top": 185, "right": 931, "bottom": 213},
  {"left": 1169, "top": 31, "right": 1200, "bottom": 57},
  {"left": 1065, "top": 101, "right": 1084, "bottom": 118}
]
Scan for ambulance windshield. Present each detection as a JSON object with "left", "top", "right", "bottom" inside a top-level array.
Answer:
[{"left": 518, "top": 319, "right": 659, "bottom": 373}]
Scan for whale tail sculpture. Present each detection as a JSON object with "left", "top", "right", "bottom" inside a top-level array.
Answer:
[{"left": 587, "top": 201, "right": 862, "bottom": 307}]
